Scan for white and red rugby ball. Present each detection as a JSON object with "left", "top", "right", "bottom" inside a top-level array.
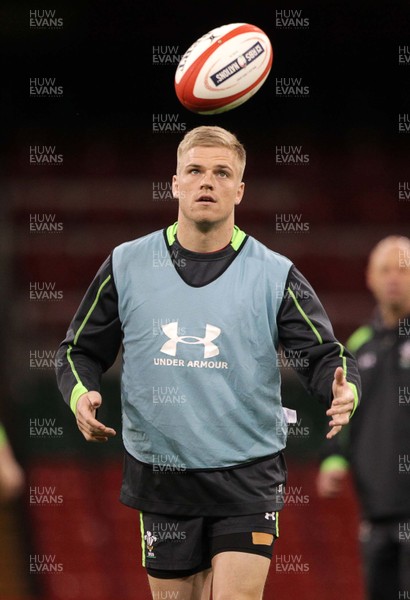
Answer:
[{"left": 175, "top": 23, "right": 273, "bottom": 115}]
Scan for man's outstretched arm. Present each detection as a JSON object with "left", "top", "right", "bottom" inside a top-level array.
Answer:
[{"left": 55, "top": 254, "right": 122, "bottom": 441}]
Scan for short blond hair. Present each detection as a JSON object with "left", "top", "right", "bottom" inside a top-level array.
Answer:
[{"left": 176, "top": 126, "right": 246, "bottom": 180}]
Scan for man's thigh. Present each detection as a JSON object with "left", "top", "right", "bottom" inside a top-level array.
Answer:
[
  {"left": 212, "top": 551, "right": 271, "bottom": 600},
  {"left": 208, "top": 513, "right": 278, "bottom": 600},
  {"left": 148, "top": 569, "right": 212, "bottom": 600}
]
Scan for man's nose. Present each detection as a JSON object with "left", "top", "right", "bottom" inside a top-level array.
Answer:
[{"left": 200, "top": 172, "right": 214, "bottom": 188}]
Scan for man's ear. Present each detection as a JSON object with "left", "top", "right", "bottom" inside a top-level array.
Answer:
[
  {"left": 235, "top": 182, "right": 245, "bottom": 206},
  {"left": 172, "top": 175, "right": 179, "bottom": 198}
]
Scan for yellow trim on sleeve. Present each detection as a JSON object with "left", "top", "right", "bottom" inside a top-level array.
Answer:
[
  {"left": 67, "top": 275, "right": 112, "bottom": 413},
  {"left": 347, "top": 382, "right": 359, "bottom": 418},
  {"left": 0, "top": 423, "right": 7, "bottom": 448},
  {"left": 287, "top": 288, "right": 323, "bottom": 344},
  {"left": 70, "top": 382, "right": 89, "bottom": 415}
]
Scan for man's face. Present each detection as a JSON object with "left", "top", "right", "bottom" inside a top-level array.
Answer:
[
  {"left": 172, "top": 146, "right": 245, "bottom": 228},
  {"left": 366, "top": 242, "right": 410, "bottom": 311}
]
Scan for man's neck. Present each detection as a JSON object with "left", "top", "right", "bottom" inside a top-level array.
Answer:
[
  {"left": 176, "top": 220, "right": 234, "bottom": 253},
  {"left": 379, "top": 304, "right": 410, "bottom": 328}
]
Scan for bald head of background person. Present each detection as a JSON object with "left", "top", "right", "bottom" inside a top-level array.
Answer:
[{"left": 365, "top": 235, "right": 410, "bottom": 328}]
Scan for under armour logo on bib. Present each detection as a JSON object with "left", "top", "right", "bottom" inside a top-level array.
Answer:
[{"left": 160, "top": 322, "right": 221, "bottom": 358}]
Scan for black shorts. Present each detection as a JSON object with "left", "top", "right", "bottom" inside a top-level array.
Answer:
[{"left": 139, "top": 510, "right": 280, "bottom": 579}]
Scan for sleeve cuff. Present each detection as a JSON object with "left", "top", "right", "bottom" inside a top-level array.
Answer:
[
  {"left": 320, "top": 455, "right": 349, "bottom": 473},
  {"left": 0, "top": 423, "right": 7, "bottom": 448},
  {"left": 347, "top": 382, "right": 359, "bottom": 418},
  {"left": 70, "top": 383, "right": 89, "bottom": 414}
]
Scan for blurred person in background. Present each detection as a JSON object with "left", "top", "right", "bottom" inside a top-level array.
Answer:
[{"left": 316, "top": 235, "right": 410, "bottom": 600}]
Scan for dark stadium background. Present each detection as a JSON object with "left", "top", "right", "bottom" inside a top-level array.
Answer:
[{"left": 1, "top": 0, "right": 409, "bottom": 598}]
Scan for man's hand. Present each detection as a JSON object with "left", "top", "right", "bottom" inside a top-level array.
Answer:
[
  {"left": 0, "top": 442, "right": 25, "bottom": 503},
  {"left": 316, "top": 468, "right": 347, "bottom": 498},
  {"left": 75, "top": 391, "right": 116, "bottom": 442},
  {"left": 326, "top": 366, "right": 355, "bottom": 439}
]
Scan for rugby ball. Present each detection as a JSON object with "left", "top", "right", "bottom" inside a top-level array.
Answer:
[{"left": 175, "top": 23, "right": 273, "bottom": 115}]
